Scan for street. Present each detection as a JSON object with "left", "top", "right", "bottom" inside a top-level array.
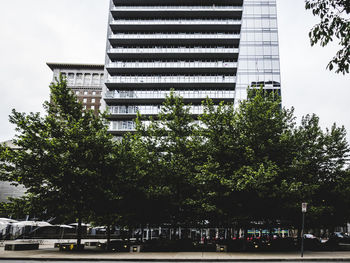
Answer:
[
  {"left": 1, "top": 262, "right": 350, "bottom": 263},
  {"left": 2, "top": 262, "right": 350, "bottom": 263}
]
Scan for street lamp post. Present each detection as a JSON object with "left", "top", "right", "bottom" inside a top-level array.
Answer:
[{"left": 301, "top": 203, "right": 307, "bottom": 258}]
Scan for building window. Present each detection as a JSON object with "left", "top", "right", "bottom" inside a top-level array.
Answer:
[
  {"left": 92, "top": 91, "right": 96, "bottom": 95},
  {"left": 84, "top": 91, "right": 88, "bottom": 95},
  {"left": 91, "top": 106, "right": 95, "bottom": 110},
  {"left": 75, "top": 91, "right": 80, "bottom": 95},
  {"left": 84, "top": 74, "right": 91, "bottom": 85},
  {"left": 83, "top": 98, "right": 87, "bottom": 103},
  {"left": 76, "top": 73, "right": 83, "bottom": 85},
  {"left": 92, "top": 74, "right": 99, "bottom": 85},
  {"left": 91, "top": 98, "right": 96, "bottom": 103},
  {"left": 68, "top": 73, "right": 74, "bottom": 85}
]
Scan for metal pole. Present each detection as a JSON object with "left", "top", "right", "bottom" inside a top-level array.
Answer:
[{"left": 301, "top": 212, "right": 305, "bottom": 258}]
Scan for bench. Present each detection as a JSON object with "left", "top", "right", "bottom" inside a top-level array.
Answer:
[{"left": 5, "top": 243, "right": 39, "bottom": 251}]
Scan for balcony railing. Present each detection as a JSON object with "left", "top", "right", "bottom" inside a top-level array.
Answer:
[
  {"left": 109, "top": 121, "right": 136, "bottom": 131},
  {"left": 108, "top": 47, "right": 239, "bottom": 53},
  {"left": 111, "top": 19, "right": 241, "bottom": 25},
  {"left": 107, "top": 61, "right": 237, "bottom": 68},
  {"left": 107, "top": 75, "right": 236, "bottom": 83},
  {"left": 105, "top": 90, "right": 235, "bottom": 99},
  {"left": 112, "top": 6, "right": 243, "bottom": 11},
  {"left": 109, "top": 33, "right": 240, "bottom": 39},
  {"left": 108, "top": 105, "right": 206, "bottom": 115}
]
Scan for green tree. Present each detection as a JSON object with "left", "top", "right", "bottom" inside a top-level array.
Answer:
[
  {"left": 88, "top": 139, "right": 121, "bottom": 249},
  {"left": 305, "top": 0, "right": 350, "bottom": 74},
  {"left": 0, "top": 75, "right": 115, "bottom": 247},
  {"left": 199, "top": 88, "right": 350, "bottom": 231},
  {"left": 135, "top": 92, "right": 203, "bottom": 232},
  {"left": 199, "top": 89, "right": 297, "bottom": 229},
  {"left": 105, "top": 133, "right": 162, "bottom": 240},
  {"left": 0, "top": 196, "right": 34, "bottom": 219},
  {"left": 288, "top": 114, "right": 350, "bottom": 230}
]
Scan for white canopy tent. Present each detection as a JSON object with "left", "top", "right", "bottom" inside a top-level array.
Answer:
[
  {"left": 69, "top": 223, "right": 91, "bottom": 227},
  {"left": 0, "top": 218, "right": 18, "bottom": 238},
  {"left": 56, "top": 224, "right": 74, "bottom": 229},
  {"left": 11, "top": 221, "right": 52, "bottom": 227},
  {"left": 10, "top": 221, "right": 52, "bottom": 237},
  {"left": 0, "top": 218, "right": 18, "bottom": 223}
]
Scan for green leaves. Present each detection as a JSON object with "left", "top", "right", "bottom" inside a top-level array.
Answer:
[
  {"left": 306, "top": 0, "right": 350, "bottom": 74},
  {"left": 1, "top": 81, "right": 349, "bottom": 231},
  {"left": 134, "top": 88, "right": 350, "bottom": 228},
  {"left": 0, "top": 75, "right": 119, "bottom": 243}
]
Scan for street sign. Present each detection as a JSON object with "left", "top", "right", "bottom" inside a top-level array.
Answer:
[
  {"left": 302, "top": 203, "right": 307, "bottom": 213},
  {"left": 301, "top": 202, "right": 307, "bottom": 257}
]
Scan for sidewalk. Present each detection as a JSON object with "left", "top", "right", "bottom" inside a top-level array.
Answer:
[{"left": 1, "top": 246, "right": 350, "bottom": 262}]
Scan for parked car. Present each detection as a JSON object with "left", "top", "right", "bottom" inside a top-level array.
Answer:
[
  {"left": 97, "top": 240, "right": 130, "bottom": 251},
  {"left": 270, "top": 236, "right": 296, "bottom": 251},
  {"left": 302, "top": 234, "right": 322, "bottom": 251},
  {"left": 329, "top": 232, "right": 350, "bottom": 244}
]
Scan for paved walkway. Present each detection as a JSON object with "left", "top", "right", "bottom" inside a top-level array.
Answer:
[
  {"left": 1, "top": 247, "right": 350, "bottom": 261},
  {"left": 1, "top": 241, "right": 350, "bottom": 261}
]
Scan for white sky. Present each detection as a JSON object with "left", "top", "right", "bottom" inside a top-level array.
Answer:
[{"left": 0, "top": 0, "right": 349, "bottom": 142}]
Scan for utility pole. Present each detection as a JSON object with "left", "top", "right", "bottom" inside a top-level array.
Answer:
[{"left": 301, "top": 203, "right": 307, "bottom": 258}]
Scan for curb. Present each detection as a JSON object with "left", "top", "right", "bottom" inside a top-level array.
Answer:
[{"left": 1, "top": 258, "right": 350, "bottom": 262}]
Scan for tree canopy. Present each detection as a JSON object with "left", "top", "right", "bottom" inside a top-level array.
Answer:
[
  {"left": 0, "top": 75, "right": 117, "bottom": 246},
  {"left": 128, "top": 89, "right": 350, "bottom": 230},
  {"left": 305, "top": 0, "right": 350, "bottom": 74},
  {"left": 1, "top": 83, "right": 349, "bottom": 238}
]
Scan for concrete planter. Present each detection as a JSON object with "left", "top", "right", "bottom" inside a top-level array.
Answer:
[
  {"left": 130, "top": 244, "right": 143, "bottom": 252},
  {"left": 216, "top": 244, "right": 227, "bottom": 252},
  {"left": 5, "top": 243, "right": 39, "bottom": 251}
]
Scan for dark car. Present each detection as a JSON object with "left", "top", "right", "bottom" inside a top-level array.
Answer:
[
  {"left": 97, "top": 240, "right": 130, "bottom": 251},
  {"left": 270, "top": 236, "right": 296, "bottom": 251},
  {"left": 301, "top": 234, "right": 322, "bottom": 251},
  {"left": 329, "top": 232, "right": 350, "bottom": 244}
]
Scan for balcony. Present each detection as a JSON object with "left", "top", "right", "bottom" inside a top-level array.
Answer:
[
  {"left": 112, "top": 5, "right": 242, "bottom": 10},
  {"left": 109, "top": 33, "right": 240, "bottom": 46},
  {"left": 106, "top": 61, "right": 237, "bottom": 74},
  {"left": 112, "top": 19, "right": 241, "bottom": 25},
  {"left": 110, "top": 19, "right": 242, "bottom": 32},
  {"left": 111, "top": 6, "right": 243, "bottom": 19},
  {"left": 107, "top": 47, "right": 239, "bottom": 60},
  {"left": 108, "top": 121, "right": 136, "bottom": 135},
  {"left": 108, "top": 105, "right": 206, "bottom": 119},
  {"left": 105, "top": 75, "right": 236, "bottom": 89},
  {"left": 104, "top": 90, "right": 235, "bottom": 104},
  {"left": 113, "top": 0, "right": 244, "bottom": 6}
]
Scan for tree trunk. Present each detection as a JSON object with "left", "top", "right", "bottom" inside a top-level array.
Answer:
[
  {"left": 297, "top": 227, "right": 302, "bottom": 239},
  {"left": 106, "top": 225, "right": 111, "bottom": 250},
  {"left": 141, "top": 225, "right": 144, "bottom": 243},
  {"left": 242, "top": 228, "right": 248, "bottom": 251},
  {"left": 77, "top": 217, "right": 82, "bottom": 249}
]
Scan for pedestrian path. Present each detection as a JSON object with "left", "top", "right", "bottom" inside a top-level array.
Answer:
[
  {"left": 1, "top": 240, "right": 350, "bottom": 261},
  {"left": 1, "top": 247, "right": 350, "bottom": 261}
]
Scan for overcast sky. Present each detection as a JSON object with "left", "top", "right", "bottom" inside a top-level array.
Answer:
[{"left": 0, "top": 0, "right": 349, "bottom": 142}]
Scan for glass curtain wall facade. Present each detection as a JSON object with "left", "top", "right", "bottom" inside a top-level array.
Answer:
[
  {"left": 236, "top": 0, "right": 281, "bottom": 101},
  {"left": 103, "top": 0, "right": 281, "bottom": 134}
]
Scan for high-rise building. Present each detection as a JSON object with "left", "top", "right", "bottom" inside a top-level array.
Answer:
[
  {"left": 0, "top": 140, "right": 25, "bottom": 202},
  {"left": 47, "top": 63, "right": 105, "bottom": 115},
  {"left": 103, "top": 0, "right": 281, "bottom": 135}
]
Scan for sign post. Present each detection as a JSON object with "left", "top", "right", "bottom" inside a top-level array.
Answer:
[{"left": 301, "top": 203, "right": 307, "bottom": 258}]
